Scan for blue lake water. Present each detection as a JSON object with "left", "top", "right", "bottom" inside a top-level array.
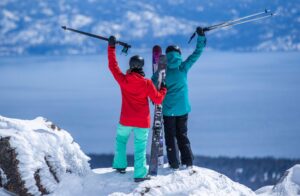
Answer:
[{"left": 0, "top": 51, "right": 299, "bottom": 158}]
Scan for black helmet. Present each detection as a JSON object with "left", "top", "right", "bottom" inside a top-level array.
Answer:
[
  {"left": 166, "top": 45, "right": 181, "bottom": 54},
  {"left": 129, "top": 55, "right": 144, "bottom": 69}
]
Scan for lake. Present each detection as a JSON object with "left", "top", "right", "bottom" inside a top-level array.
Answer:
[{"left": 0, "top": 51, "right": 299, "bottom": 158}]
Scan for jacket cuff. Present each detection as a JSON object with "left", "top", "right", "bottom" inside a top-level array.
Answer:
[
  {"left": 108, "top": 45, "right": 116, "bottom": 50},
  {"left": 160, "top": 87, "right": 167, "bottom": 93},
  {"left": 197, "top": 35, "right": 207, "bottom": 47}
]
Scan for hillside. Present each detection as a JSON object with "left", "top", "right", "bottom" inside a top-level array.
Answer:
[{"left": 0, "top": 0, "right": 299, "bottom": 55}]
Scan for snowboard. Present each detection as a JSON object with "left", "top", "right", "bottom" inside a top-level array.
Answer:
[{"left": 149, "top": 45, "right": 166, "bottom": 176}]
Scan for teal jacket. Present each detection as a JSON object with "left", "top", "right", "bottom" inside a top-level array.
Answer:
[{"left": 152, "top": 35, "right": 206, "bottom": 116}]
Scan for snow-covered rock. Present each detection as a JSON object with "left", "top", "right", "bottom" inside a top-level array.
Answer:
[
  {"left": 256, "top": 164, "right": 300, "bottom": 196},
  {"left": 0, "top": 116, "right": 90, "bottom": 196}
]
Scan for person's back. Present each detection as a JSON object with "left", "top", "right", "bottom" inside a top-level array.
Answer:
[
  {"left": 163, "top": 64, "right": 188, "bottom": 116},
  {"left": 151, "top": 27, "right": 206, "bottom": 170},
  {"left": 107, "top": 36, "right": 167, "bottom": 182},
  {"left": 108, "top": 47, "right": 166, "bottom": 128}
]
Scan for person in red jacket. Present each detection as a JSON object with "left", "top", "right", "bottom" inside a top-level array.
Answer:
[{"left": 107, "top": 36, "right": 167, "bottom": 182}]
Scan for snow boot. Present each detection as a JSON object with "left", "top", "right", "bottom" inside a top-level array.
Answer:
[
  {"left": 181, "top": 164, "right": 193, "bottom": 170},
  {"left": 169, "top": 167, "right": 179, "bottom": 172},
  {"left": 181, "top": 164, "right": 195, "bottom": 175},
  {"left": 134, "top": 175, "right": 151, "bottom": 183},
  {"left": 115, "top": 168, "right": 126, "bottom": 174}
]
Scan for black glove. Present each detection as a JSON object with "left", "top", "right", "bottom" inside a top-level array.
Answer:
[
  {"left": 108, "top": 36, "right": 116, "bottom": 47},
  {"left": 160, "top": 81, "right": 167, "bottom": 89},
  {"left": 196, "top": 26, "right": 205, "bottom": 36}
]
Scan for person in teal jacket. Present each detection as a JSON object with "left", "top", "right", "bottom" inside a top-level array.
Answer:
[{"left": 152, "top": 27, "right": 206, "bottom": 170}]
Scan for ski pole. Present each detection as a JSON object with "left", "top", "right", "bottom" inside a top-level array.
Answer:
[
  {"left": 188, "top": 9, "right": 275, "bottom": 43},
  {"left": 208, "top": 13, "right": 275, "bottom": 31},
  {"left": 207, "top": 9, "right": 271, "bottom": 31},
  {"left": 61, "top": 26, "right": 131, "bottom": 54}
]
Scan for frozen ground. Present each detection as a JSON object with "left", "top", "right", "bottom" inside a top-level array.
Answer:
[{"left": 0, "top": 52, "right": 299, "bottom": 158}]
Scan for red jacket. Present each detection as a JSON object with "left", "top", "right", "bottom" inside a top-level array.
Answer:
[{"left": 108, "top": 46, "right": 167, "bottom": 128}]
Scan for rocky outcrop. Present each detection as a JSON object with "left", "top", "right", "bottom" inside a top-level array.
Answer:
[
  {"left": 0, "top": 116, "right": 91, "bottom": 196},
  {"left": 256, "top": 164, "right": 300, "bottom": 196}
]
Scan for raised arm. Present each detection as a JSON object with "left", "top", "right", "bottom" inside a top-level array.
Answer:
[
  {"left": 147, "top": 80, "right": 167, "bottom": 104},
  {"left": 181, "top": 28, "right": 207, "bottom": 72},
  {"left": 108, "top": 36, "right": 125, "bottom": 85}
]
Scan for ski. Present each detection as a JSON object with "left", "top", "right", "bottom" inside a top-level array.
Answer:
[
  {"left": 149, "top": 45, "right": 166, "bottom": 176},
  {"left": 157, "top": 54, "right": 166, "bottom": 169}
]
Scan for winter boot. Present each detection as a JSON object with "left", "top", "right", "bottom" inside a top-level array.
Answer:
[
  {"left": 134, "top": 175, "right": 151, "bottom": 183},
  {"left": 115, "top": 168, "right": 126, "bottom": 174}
]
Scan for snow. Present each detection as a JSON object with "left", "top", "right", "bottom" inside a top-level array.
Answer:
[
  {"left": 0, "top": 168, "right": 7, "bottom": 186},
  {"left": 256, "top": 164, "right": 300, "bottom": 196},
  {"left": 1, "top": 0, "right": 299, "bottom": 55},
  {"left": 52, "top": 166, "right": 256, "bottom": 196},
  {"left": 125, "top": 10, "right": 195, "bottom": 37},
  {"left": 0, "top": 115, "right": 254, "bottom": 196},
  {"left": 256, "top": 36, "right": 300, "bottom": 51},
  {"left": 0, "top": 115, "right": 91, "bottom": 195},
  {"left": 2, "top": 10, "right": 19, "bottom": 21},
  {"left": 0, "top": 115, "right": 299, "bottom": 195},
  {"left": 71, "top": 14, "right": 93, "bottom": 29},
  {"left": 0, "top": 10, "right": 17, "bottom": 34}
]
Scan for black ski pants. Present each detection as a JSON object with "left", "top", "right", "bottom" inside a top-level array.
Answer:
[{"left": 163, "top": 114, "right": 193, "bottom": 168}]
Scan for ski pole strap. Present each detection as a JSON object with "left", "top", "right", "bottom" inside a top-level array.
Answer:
[
  {"left": 188, "top": 32, "right": 196, "bottom": 44},
  {"left": 61, "top": 26, "right": 131, "bottom": 54}
]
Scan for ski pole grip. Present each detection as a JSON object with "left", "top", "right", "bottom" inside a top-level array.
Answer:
[
  {"left": 117, "top": 41, "right": 131, "bottom": 49},
  {"left": 188, "top": 26, "right": 210, "bottom": 43},
  {"left": 61, "top": 26, "right": 131, "bottom": 54},
  {"left": 117, "top": 41, "right": 131, "bottom": 54},
  {"left": 203, "top": 27, "right": 210, "bottom": 32}
]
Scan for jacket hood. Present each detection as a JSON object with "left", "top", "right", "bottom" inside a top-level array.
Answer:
[{"left": 166, "top": 51, "right": 182, "bottom": 69}]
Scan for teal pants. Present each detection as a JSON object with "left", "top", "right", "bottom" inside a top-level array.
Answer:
[{"left": 112, "top": 124, "right": 149, "bottom": 178}]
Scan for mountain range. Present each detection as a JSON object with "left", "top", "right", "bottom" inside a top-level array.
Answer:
[{"left": 0, "top": 0, "right": 299, "bottom": 55}]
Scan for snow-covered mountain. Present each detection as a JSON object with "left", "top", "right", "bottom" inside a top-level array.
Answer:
[{"left": 0, "top": 0, "right": 299, "bottom": 56}]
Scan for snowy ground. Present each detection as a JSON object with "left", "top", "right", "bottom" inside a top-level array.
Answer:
[
  {"left": 36, "top": 166, "right": 256, "bottom": 196},
  {"left": 1, "top": 116, "right": 299, "bottom": 195},
  {"left": 1, "top": 165, "right": 300, "bottom": 195},
  {"left": 0, "top": 115, "right": 254, "bottom": 196}
]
